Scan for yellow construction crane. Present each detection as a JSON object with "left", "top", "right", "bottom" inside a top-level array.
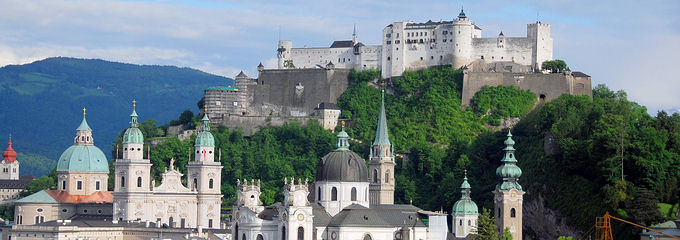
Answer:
[{"left": 579, "top": 212, "right": 679, "bottom": 240}]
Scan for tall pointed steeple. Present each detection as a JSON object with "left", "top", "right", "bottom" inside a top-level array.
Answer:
[
  {"left": 373, "top": 90, "right": 392, "bottom": 148},
  {"left": 352, "top": 24, "right": 358, "bottom": 45},
  {"left": 369, "top": 89, "right": 395, "bottom": 205}
]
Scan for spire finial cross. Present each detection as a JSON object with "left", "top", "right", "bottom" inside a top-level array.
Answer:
[
  {"left": 464, "top": 169, "right": 467, "bottom": 178},
  {"left": 8, "top": 133, "right": 11, "bottom": 143},
  {"left": 82, "top": 107, "right": 86, "bottom": 117},
  {"left": 132, "top": 99, "right": 136, "bottom": 109},
  {"left": 341, "top": 120, "right": 345, "bottom": 130}
]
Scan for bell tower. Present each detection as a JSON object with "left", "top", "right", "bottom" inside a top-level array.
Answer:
[
  {"left": 280, "top": 177, "right": 313, "bottom": 240},
  {"left": 493, "top": 131, "right": 524, "bottom": 240},
  {"left": 369, "top": 90, "right": 395, "bottom": 205},
  {"left": 113, "top": 100, "right": 152, "bottom": 221},
  {"left": 187, "top": 107, "right": 223, "bottom": 229}
]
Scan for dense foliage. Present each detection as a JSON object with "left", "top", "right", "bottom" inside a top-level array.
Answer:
[
  {"left": 0, "top": 57, "right": 231, "bottom": 176},
  {"left": 541, "top": 59, "right": 567, "bottom": 73},
  {"left": 112, "top": 121, "right": 335, "bottom": 207},
  {"left": 473, "top": 208, "right": 498, "bottom": 240},
  {"left": 471, "top": 85, "right": 536, "bottom": 125}
]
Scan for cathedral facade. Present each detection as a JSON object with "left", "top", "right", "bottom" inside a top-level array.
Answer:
[{"left": 113, "top": 103, "right": 223, "bottom": 229}]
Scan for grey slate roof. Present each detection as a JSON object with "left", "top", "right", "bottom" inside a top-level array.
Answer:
[
  {"left": 235, "top": 71, "right": 248, "bottom": 78},
  {"left": 312, "top": 203, "right": 332, "bottom": 227},
  {"left": 572, "top": 71, "right": 590, "bottom": 78},
  {"left": 327, "top": 204, "right": 427, "bottom": 228},
  {"left": 330, "top": 41, "right": 354, "bottom": 48},
  {"left": 316, "top": 150, "right": 368, "bottom": 182},
  {"left": 0, "top": 175, "right": 34, "bottom": 189}
]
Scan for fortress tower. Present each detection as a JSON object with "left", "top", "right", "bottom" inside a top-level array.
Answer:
[
  {"left": 494, "top": 131, "right": 524, "bottom": 240},
  {"left": 528, "top": 22, "right": 553, "bottom": 70},
  {"left": 113, "top": 101, "right": 153, "bottom": 221},
  {"left": 368, "top": 91, "right": 395, "bottom": 205},
  {"left": 452, "top": 8, "right": 474, "bottom": 69},
  {"left": 187, "top": 108, "right": 223, "bottom": 228},
  {"left": 277, "top": 40, "right": 293, "bottom": 69}
]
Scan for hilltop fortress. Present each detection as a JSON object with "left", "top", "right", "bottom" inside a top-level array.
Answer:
[
  {"left": 278, "top": 9, "right": 553, "bottom": 78},
  {"left": 204, "top": 9, "right": 591, "bottom": 133}
]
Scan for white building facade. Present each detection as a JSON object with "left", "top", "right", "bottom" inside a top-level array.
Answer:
[
  {"left": 277, "top": 9, "right": 553, "bottom": 78},
  {"left": 113, "top": 104, "right": 223, "bottom": 229}
]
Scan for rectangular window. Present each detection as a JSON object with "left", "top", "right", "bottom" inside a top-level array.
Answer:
[
  {"left": 208, "top": 219, "right": 213, "bottom": 228},
  {"left": 62, "top": 181, "right": 66, "bottom": 190},
  {"left": 95, "top": 181, "right": 100, "bottom": 190},
  {"left": 181, "top": 218, "right": 186, "bottom": 228},
  {"left": 215, "top": 101, "right": 221, "bottom": 106},
  {"left": 233, "top": 102, "right": 238, "bottom": 106},
  {"left": 77, "top": 181, "right": 82, "bottom": 190}
]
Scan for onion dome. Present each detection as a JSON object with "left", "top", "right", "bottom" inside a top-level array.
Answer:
[
  {"left": 122, "top": 100, "right": 144, "bottom": 144},
  {"left": 315, "top": 128, "right": 368, "bottom": 182},
  {"left": 57, "top": 110, "right": 109, "bottom": 172},
  {"left": 195, "top": 109, "right": 215, "bottom": 147},
  {"left": 2, "top": 135, "right": 18, "bottom": 163},
  {"left": 495, "top": 131, "right": 523, "bottom": 191},
  {"left": 452, "top": 171, "right": 478, "bottom": 215}
]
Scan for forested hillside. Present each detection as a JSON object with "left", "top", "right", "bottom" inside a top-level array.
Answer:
[
  {"left": 0, "top": 57, "right": 232, "bottom": 177},
  {"left": 126, "top": 66, "right": 678, "bottom": 239}
]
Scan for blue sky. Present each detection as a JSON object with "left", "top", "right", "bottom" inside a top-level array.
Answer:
[{"left": 1, "top": 0, "right": 678, "bottom": 112}]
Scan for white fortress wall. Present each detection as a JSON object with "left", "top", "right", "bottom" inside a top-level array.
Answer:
[
  {"left": 472, "top": 37, "right": 533, "bottom": 66},
  {"left": 357, "top": 45, "right": 382, "bottom": 70},
  {"left": 289, "top": 47, "right": 355, "bottom": 69}
]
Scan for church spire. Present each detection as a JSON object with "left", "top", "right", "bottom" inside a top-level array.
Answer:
[
  {"left": 201, "top": 104, "right": 211, "bottom": 132},
  {"left": 2, "top": 134, "right": 17, "bottom": 163},
  {"left": 373, "top": 90, "right": 391, "bottom": 147},
  {"left": 495, "top": 131, "right": 523, "bottom": 191},
  {"left": 77, "top": 107, "right": 91, "bottom": 131},
  {"left": 129, "top": 99, "right": 139, "bottom": 128}
]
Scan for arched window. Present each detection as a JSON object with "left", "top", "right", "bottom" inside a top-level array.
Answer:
[
  {"left": 209, "top": 179, "right": 214, "bottom": 189},
  {"left": 282, "top": 226, "right": 286, "bottom": 240},
  {"left": 62, "top": 181, "right": 66, "bottom": 190},
  {"left": 385, "top": 170, "right": 390, "bottom": 183},
  {"left": 331, "top": 187, "right": 338, "bottom": 201},
  {"left": 373, "top": 169, "right": 378, "bottom": 183},
  {"left": 511, "top": 208, "right": 516, "bottom": 218},
  {"left": 497, "top": 208, "right": 501, "bottom": 217},
  {"left": 298, "top": 227, "right": 304, "bottom": 240},
  {"left": 468, "top": 220, "right": 471, "bottom": 226},
  {"left": 257, "top": 234, "right": 264, "bottom": 240},
  {"left": 121, "top": 176, "right": 125, "bottom": 187},
  {"left": 351, "top": 187, "right": 357, "bottom": 201},
  {"left": 459, "top": 220, "right": 462, "bottom": 225},
  {"left": 363, "top": 233, "right": 372, "bottom": 240},
  {"left": 317, "top": 187, "right": 322, "bottom": 201},
  {"left": 137, "top": 177, "right": 142, "bottom": 187},
  {"left": 193, "top": 178, "right": 198, "bottom": 189},
  {"left": 235, "top": 224, "right": 239, "bottom": 240},
  {"left": 243, "top": 234, "right": 247, "bottom": 240},
  {"left": 169, "top": 217, "right": 174, "bottom": 227}
]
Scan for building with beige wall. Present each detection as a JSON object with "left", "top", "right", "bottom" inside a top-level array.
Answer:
[{"left": 494, "top": 132, "right": 524, "bottom": 240}]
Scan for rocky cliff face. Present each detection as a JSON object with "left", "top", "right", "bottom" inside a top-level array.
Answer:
[{"left": 524, "top": 193, "right": 583, "bottom": 239}]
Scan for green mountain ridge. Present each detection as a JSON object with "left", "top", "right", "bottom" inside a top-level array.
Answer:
[{"left": 0, "top": 57, "right": 233, "bottom": 177}]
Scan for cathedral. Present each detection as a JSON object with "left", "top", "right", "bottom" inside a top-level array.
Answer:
[{"left": 113, "top": 102, "right": 223, "bottom": 229}]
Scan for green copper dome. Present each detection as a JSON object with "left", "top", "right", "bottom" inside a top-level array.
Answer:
[
  {"left": 57, "top": 145, "right": 109, "bottom": 172},
  {"left": 195, "top": 113, "right": 215, "bottom": 147},
  {"left": 496, "top": 131, "right": 523, "bottom": 191},
  {"left": 452, "top": 174, "right": 478, "bottom": 215},
  {"left": 122, "top": 106, "right": 144, "bottom": 144}
]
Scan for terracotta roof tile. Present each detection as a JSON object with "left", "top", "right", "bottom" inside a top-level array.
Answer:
[{"left": 45, "top": 190, "right": 113, "bottom": 204}]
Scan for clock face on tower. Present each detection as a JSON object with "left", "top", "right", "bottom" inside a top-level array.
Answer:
[{"left": 297, "top": 214, "right": 304, "bottom": 221}]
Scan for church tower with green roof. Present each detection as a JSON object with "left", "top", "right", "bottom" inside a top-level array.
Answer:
[
  {"left": 493, "top": 131, "right": 524, "bottom": 240},
  {"left": 113, "top": 100, "right": 153, "bottom": 221},
  {"left": 187, "top": 107, "right": 223, "bottom": 228},
  {"left": 369, "top": 90, "right": 395, "bottom": 205},
  {"left": 452, "top": 170, "right": 478, "bottom": 238}
]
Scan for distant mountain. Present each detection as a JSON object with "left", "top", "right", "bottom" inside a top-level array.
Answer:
[{"left": 0, "top": 57, "right": 232, "bottom": 176}]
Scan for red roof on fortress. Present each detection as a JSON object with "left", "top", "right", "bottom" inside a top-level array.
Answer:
[
  {"left": 2, "top": 136, "right": 17, "bottom": 163},
  {"left": 45, "top": 190, "right": 113, "bottom": 204}
]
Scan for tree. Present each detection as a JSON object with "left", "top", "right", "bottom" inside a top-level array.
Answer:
[
  {"left": 20, "top": 176, "right": 55, "bottom": 197},
  {"left": 502, "top": 227, "right": 513, "bottom": 240},
  {"left": 473, "top": 208, "right": 499, "bottom": 240},
  {"left": 541, "top": 60, "right": 567, "bottom": 73},
  {"left": 625, "top": 188, "right": 665, "bottom": 226}
]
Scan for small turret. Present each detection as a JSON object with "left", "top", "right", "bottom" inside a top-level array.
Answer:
[
  {"left": 496, "top": 131, "right": 523, "bottom": 191},
  {"left": 236, "top": 179, "right": 262, "bottom": 209},
  {"left": 458, "top": 7, "right": 467, "bottom": 19},
  {"left": 283, "top": 177, "right": 309, "bottom": 207},
  {"left": 257, "top": 63, "right": 264, "bottom": 72}
]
